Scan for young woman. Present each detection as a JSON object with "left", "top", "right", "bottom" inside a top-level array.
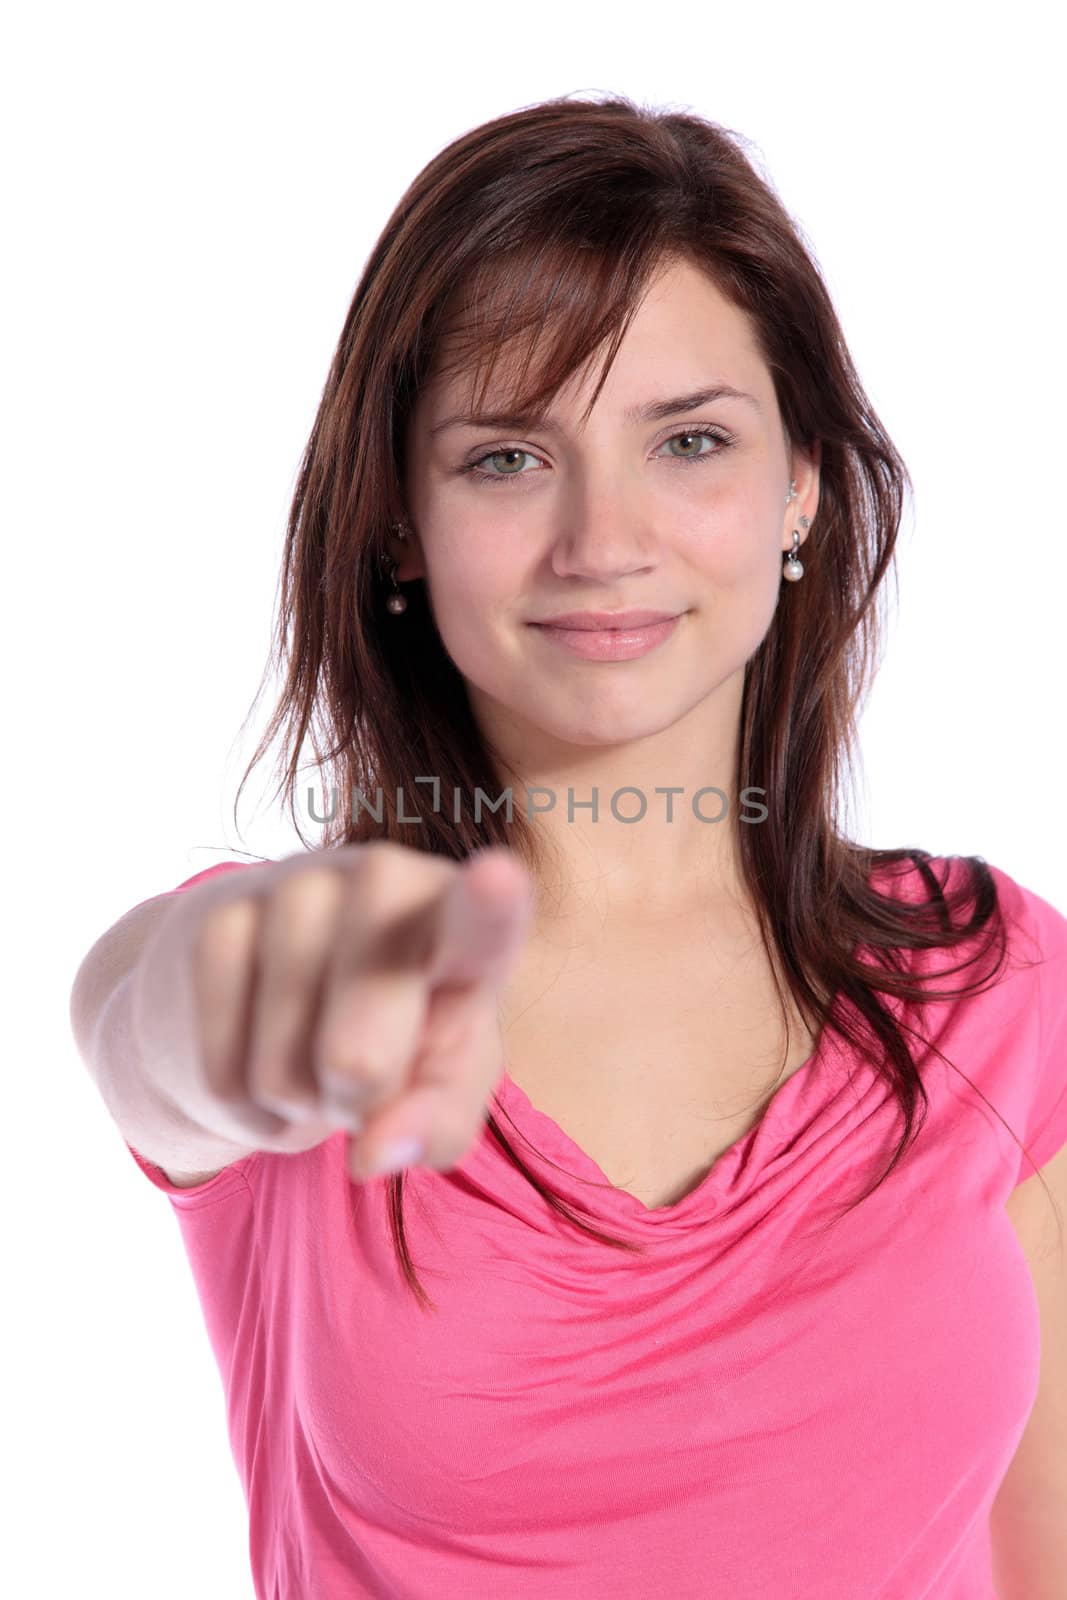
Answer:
[{"left": 70, "top": 93, "right": 1067, "bottom": 1599}]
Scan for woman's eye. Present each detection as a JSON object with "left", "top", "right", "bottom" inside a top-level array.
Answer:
[
  {"left": 459, "top": 427, "right": 731, "bottom": 485},
  {"left": 468, "top": 447, "right": 536, "bottom": 479},
  {"left": 662, "top": 430, "right": 722, "bottom": 460}
]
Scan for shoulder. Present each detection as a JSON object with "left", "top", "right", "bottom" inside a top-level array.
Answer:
[
  {"left": 874, "top": 850, "right": 1064, "bottom": 949},
  {"left": 894, "top": 856, "right": 1067, "bottom": 1190},
  {"left": 981, "top": 860, "right": 1067, "bottom": 978}
]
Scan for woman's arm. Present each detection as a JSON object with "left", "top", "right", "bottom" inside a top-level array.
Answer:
[
  {"left": 992, "top": 1139, "right": 1067, "bottom": 1599},
  {"left": 69, "top": 894, "right": 260, "bottom": 1181}
]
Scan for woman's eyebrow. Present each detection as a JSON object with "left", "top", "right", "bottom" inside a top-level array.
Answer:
[{"left": 428, "top": 382, "right": 762, "bottom": 437}]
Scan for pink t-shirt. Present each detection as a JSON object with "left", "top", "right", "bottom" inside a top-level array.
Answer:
[{"left": 125, "top": 854, "right": 1067, "bottom": 1599}]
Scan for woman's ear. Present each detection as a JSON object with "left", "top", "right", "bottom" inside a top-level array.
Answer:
[
  {"left": 790, "top": 440, "right": 821, "bottom": 530},
  {"left": 387, "top": 519, "right": 425, "bottom": 583}
]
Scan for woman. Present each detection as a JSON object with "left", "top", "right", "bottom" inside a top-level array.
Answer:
[{"left": 70, "top": 93, "right": 1067, "bottom": 1598}]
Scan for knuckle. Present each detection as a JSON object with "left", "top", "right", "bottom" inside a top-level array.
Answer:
[
  {"left": 249, "top": 1055, "right": 316, "bottom": 1118},
  {"left": 190, "top": 894, "right": 258, "bottom": 971},
  {"left": 354, "top": 839, "right": 447, "bottom": 897},
  {"left": 269, "top": 865, "right": 341, "bottom": 919},
  {"left": 351, "top": 847, "right": 402, "bottom": 904},
  {"left": 258, "top": 881, "right": 341, "bottom": 996},
  {"left": 359, "top": 838, "right": 405, "bottom": 862}
]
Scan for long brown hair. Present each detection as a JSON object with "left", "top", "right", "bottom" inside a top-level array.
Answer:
[{"left": 233, "top": 92, "right": 1050, "bottom": 1311}]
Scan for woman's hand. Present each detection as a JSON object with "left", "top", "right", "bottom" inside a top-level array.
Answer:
[{"left": 130, "top": 842, "right": 536, "bottom": 1180}]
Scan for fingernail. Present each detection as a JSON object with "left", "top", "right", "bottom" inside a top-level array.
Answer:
[{"left": 369, "top": 1136, "right": 423, "bottom": 1176}]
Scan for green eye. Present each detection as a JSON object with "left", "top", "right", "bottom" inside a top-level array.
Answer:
[
  {"left": 459, "top": 426, "right": 733, "bottom": 486},
  {"left": 470, "top": 447, "right": 531, "bottom": 478}
]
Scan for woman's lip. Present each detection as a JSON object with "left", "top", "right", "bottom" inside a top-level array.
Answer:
[
  {"left": 529, "top": 614, "right": 682, "bottom": 661},
  {"left": 532, "top": 611, "right": 680, "bottom": 629}
]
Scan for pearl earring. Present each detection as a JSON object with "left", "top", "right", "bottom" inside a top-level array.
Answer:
[
  {"left": 783, "top": 479, "right": 810, "bottom": 583},
  {"left": 783, "top": 529, "right": 805, "bottom": 582}
]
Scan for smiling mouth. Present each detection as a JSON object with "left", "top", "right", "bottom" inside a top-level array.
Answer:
[{"left": 529, "top": 613, "right": 684, "bottom": 660}]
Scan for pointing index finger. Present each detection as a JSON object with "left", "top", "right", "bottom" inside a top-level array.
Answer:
[{"left": 426, "top": 849, "right": 536, "bottom": 989}]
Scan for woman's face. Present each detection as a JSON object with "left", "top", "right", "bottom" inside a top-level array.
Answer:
[{"left": 401, "top": 257, "right": 819, "bottom": 756}]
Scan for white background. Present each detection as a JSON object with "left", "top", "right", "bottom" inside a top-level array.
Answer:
[{"left": 3, "top": 1, "right": 1063, "bottom": 1595}]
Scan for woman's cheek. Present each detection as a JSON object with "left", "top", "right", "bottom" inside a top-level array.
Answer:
[
  {"left": 429, "top": 577, "right": 506, "bottom": 678},
  {"left": 696, "top": 517, "right": 783, "bottom": 587}
]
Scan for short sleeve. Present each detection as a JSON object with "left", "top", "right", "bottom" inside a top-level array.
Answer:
[
  {"left": 123, "top": 857, "right": 269, "bottom": 915},
  {"left": 1015, "top": 881, "right": 1067, "bottom": 1182},
  {"left": 124, "top": 1137, "right": 261, "bottom": 1205},
  {"left": 169, "top": 858, "right": 271, "bottom": 895}
]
